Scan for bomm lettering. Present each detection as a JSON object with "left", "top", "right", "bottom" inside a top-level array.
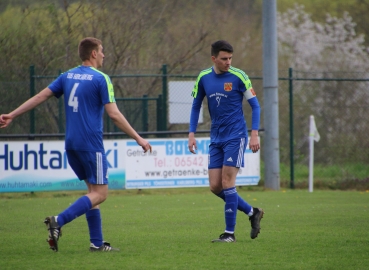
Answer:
[{"left": 165, "top": 140, "right": 210, "bottom": 155}]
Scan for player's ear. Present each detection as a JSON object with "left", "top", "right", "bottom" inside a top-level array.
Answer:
[{"left": 91, "top": 49, "right": 97, "bottom": 59}]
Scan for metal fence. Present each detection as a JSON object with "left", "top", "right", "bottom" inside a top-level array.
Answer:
[
  {"left": 284, "top": 69, "right": 369, "bottom": 187},
  {"left": 1, "top": 66, "right": 369, "bottom": 186}
]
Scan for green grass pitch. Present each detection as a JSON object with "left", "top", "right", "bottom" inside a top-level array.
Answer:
[{"left": 1, "top": 188, "right": 368, "bottom": 269}]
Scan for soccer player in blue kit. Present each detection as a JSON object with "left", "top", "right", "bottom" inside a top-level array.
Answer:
[
  {"left": 188, "top": 40, "right": 264, "bottom": 242},
  {"left": 0, "top": 37, "right": 152, "bottom": 251}
]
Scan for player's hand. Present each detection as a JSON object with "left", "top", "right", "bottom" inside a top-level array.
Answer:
[
  {"left": 188, "top": 132, "right": 197, "bottom": 154},
  {"left": 0, "top": 114, "right": 13, "bottom": 128},
  {"left": 249, "top": 135, "right": 260, "bottom": 153},
  {"left": 138, "top": 138, "right": 152, "bottom": 153}
]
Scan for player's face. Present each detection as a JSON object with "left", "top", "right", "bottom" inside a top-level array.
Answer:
[
  {"left": 96, "top": 45, "right": 105, "bottom": 68},
  {"left": 212, "top": 51, "right": 232, "bottom": 74}
]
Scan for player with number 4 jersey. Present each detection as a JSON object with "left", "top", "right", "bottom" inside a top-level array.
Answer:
[
  {"left": 0, "top": 37, "right": 152, "bottom": 252},
  {"left": 49, "top": 66, "right": 114, "bottom": 152}
]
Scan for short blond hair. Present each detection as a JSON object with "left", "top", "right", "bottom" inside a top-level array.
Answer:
[{"left": 78, "top": 37, "right": 102, "bottom": 61}]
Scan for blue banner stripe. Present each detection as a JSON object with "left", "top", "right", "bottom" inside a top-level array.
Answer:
[
  {"left": 127, "top": 141, "right": 165, "bottom": 146},
  {"left": 125, "top": 177, "right": 260, "bottom": 188}
]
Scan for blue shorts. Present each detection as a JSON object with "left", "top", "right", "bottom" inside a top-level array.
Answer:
[
  {"left": 66, "top": 150, "right": 108, "bottom": 185},
  {"left": 208, "top": 138, "right": 247, "bottom": 169}
]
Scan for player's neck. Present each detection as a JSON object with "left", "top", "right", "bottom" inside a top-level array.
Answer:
[
  {"left": 82, "top": 60, "right": 99, "bottom": 69},
  {"left": 213, "top": 66, "right": 225, "bottom": 75}
]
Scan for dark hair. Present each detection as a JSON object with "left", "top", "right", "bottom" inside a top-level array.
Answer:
[
  {"left": 78, "top": 37, "right": 102, "bottom": 61},
  {"left": 211, "top": 40, "right": 233, "bottom": 57}
]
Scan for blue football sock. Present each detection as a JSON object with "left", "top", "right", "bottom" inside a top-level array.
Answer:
[
  {"left": 86, "top": 208, "right": 103, "bottom": 247},
  {"left": 216, "top": 190, "right": 226, "bottom": 200},
  {"left": 224, "top": 187, "right": 238, "bottom": 233},
  {"left": 237, "top": 196, "right": 253, "bottom": 216},
  {"left": 57, "top": 195, "right": 92, "bottom": 227},
  {"left": 216, "top": 190, "right": 252, "bottom": 216}
]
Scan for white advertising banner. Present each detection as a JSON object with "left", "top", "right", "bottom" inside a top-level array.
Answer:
[
  {"left": 0, "top": 140, "right": 125, "bottom": 192},
  {"left": 124, "top": 137, "right": 260, "bottom": 189},
  {"left": 0, "top": 137, "right": 260, "bottom": 192}
]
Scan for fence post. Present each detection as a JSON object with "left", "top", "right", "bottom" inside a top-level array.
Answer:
[
  {"left": 161, "top": 64, "right": 168, "bottom": 131},
  {"left": 156, "top": 94, "right": 163, "bottom": 132},
  {"left": 142, "top": 95, "right": 148, "bottom": 132},
  {"left": 29, "top": 65, "right": 35, "bottom": 134},
  {"left": 289, "top": 67, "right": 294, "bottom": 189}
]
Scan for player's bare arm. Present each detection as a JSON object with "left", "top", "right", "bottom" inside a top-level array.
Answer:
[
  {"left": 104, "top": 102, "right": 152, "bottom": 153},
  {"left": 0, "top": 87, "right": 54, "bottom": 128}
]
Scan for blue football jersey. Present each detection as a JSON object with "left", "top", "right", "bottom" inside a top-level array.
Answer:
[
  {"left": 189, "top": 66, "right": 257, "bottom": 143},
  {"left": 48, "top": 66, "right": 115, "bottom": 151}
]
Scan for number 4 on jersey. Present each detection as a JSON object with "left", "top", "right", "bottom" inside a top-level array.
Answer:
[{"left": 68, "top": 83, "right": 79, "bottom": 112}]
